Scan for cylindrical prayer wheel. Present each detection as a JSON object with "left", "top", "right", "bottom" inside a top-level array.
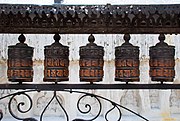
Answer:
[
  {"left": 149, "top": 34, "right": 175, "bottom": 82},
  {"left": 115, "top": 34, "right": 140, "bottom": 82},
  {"left": 43, "top": 34, "right": 69, "bottom": 82},
  {"left": 7, "top": 34, "right": 34, "bottom": 82},
  {"left": 79, "top": 34, "right": 104, "bottom": 83}
]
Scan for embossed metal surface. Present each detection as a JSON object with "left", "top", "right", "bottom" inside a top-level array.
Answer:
[
  {"left": 7, "top": 34, "right": 34, "bottom": 82},
  {"left": 43, "top": 34, "right": 69, "bottom": 82},
  {"left": 79, "top": 34, "right": 104, "bottom": 83},
  {"left": 0, "top": 4, "right": 179, "bottom": 34},
  {"left": 149, "top": 34, "right": 175, "bottom": 82},
  {"left": 115, "top": 34, "right": 140, "bottom": 82}
]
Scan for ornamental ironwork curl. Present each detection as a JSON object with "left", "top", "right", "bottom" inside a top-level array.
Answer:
[
  {"left": 40, "top": 91, "right": 69, "bottom": 121},
  {"left": 70, "top": 90, "right": 148, "bottom": 121},
  {"left": 76, "top": 94, "right": 102, "bottom": 121},
  {"left": 0, "top": 90, "right": 38, "bottom": 121},
  {"left": 8, "top": 92, "right": 33, "bottom": 120},
  {"left": 0, "top": 89, "right": 148, "bottom": 121},
  {"left": 105, "top": 102, "right": 122, "bottom": 121}
]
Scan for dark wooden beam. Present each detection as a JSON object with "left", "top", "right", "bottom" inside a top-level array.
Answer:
[{"left": 0, "top": 4, "right": 179, "bottom": 34}]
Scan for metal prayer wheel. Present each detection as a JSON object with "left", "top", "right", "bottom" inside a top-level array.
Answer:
[
  {"left": 43, "top": 34, "right": 69, "bottom": 82},
  {"left": 115, "top": 34, "right": 140, "bottom": 82},
  {"left": 149, "top": 34, "right": 175, "bottom": 82},
  {"left": 79, "top": 34, "right": 104, "bottom": 83},
  {"left": 7, "top": 34, "right": 34, "bottom": 82}
]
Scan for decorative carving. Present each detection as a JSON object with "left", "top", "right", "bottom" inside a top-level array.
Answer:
[
  {"left": 149, "top": 90, "right": 159, "bottom": 109},
  {"left": 120, "top": 90, "right": 140, "bottom": 113},
  {"left": 0, "top": 4, "right": 179, "bottom": 34},
  {"left": 170, "top": 90, "right": 180, "bottom": 113}
]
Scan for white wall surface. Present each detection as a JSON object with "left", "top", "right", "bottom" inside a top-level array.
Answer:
[{"left": 0, "top": 0, "right": 54, "bottom": 5}]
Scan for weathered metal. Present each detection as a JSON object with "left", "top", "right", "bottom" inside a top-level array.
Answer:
[
  {"left": 43, "top": 34, "right": 69, "bottom": 82},
  {"left": 79, "top": 34, "right": 104, "bottom": 83},
  {"left": 149, "top": 34, "right": 175, "bottom": 82},
  {"left": 0, "top": 4, "right": 179, "bottom": 34},
  {"left": 115, "top": 34, "right": 140, "bottom": 82},
  {"left": 7, "top": 34, "right": 34, "bottom": 82},
  {"left": 1, "top": 83, "right": 180, "bottom": 90}
]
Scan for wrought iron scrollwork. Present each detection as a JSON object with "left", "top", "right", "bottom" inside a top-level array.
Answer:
[
  {"left": 0, "top": 89, "right": 149, "bottom": 121},
  {"left": 105, "top": 102, "right": 122, "bottom": 121},
  {"left": 8, "top": 92, "right": 33, "bottom": 120},
  {"left": 76, "top": 94, "right": 102, "bottom": 121},
  {"left": 40, "top": 91, "right": 69, "bottom": 121},
  {"left": 0, "top": 90, "right": 37, "bottom": 121},
  {"left": 71, "top": 90, "right": 148, "bottom": 121}
]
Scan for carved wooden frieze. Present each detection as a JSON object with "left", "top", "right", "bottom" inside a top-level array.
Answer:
[{"left": 0, "top": 4, "right": 179, "bottom": 34}]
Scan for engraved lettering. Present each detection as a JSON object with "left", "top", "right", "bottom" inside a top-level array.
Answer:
[
  {"left": 63, "top": 69, "right": 68, "bottom": 76},
  {"left": 20, "top": 70, "right": 24, "bottom": 77},
  {"left": 57, "top": 70, "right": 62, "bottom": 76},
  {"left": 51, "top": 70, "right": 56, "bottom": 77},
  {"left": 24, "top": 70, "right": 30, "bottom": 77}
]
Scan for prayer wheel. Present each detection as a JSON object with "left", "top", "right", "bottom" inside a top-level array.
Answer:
[
  {"left": 7, "top": 34, "right": 34, "bottom": 82},
  {"left": 43, "top": 34, "right": 69, "bottom": 82},
  {"left": 115, "top": 34, "right": 140, "bottom": 82},
  {"left": 149, "top": 34, "right": 175, "bottom": 82},
  {"left": 79, "top": 34, "right": 104, "bottom": 83}
]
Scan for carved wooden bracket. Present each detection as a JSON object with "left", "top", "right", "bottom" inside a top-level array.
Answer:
[{"left": 0, "top": 4, "right": 179, "bottom": 34}]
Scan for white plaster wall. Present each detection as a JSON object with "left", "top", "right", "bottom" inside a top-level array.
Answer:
[{"left": 0, "top": 0, "right": 54, "bottom": 5}]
